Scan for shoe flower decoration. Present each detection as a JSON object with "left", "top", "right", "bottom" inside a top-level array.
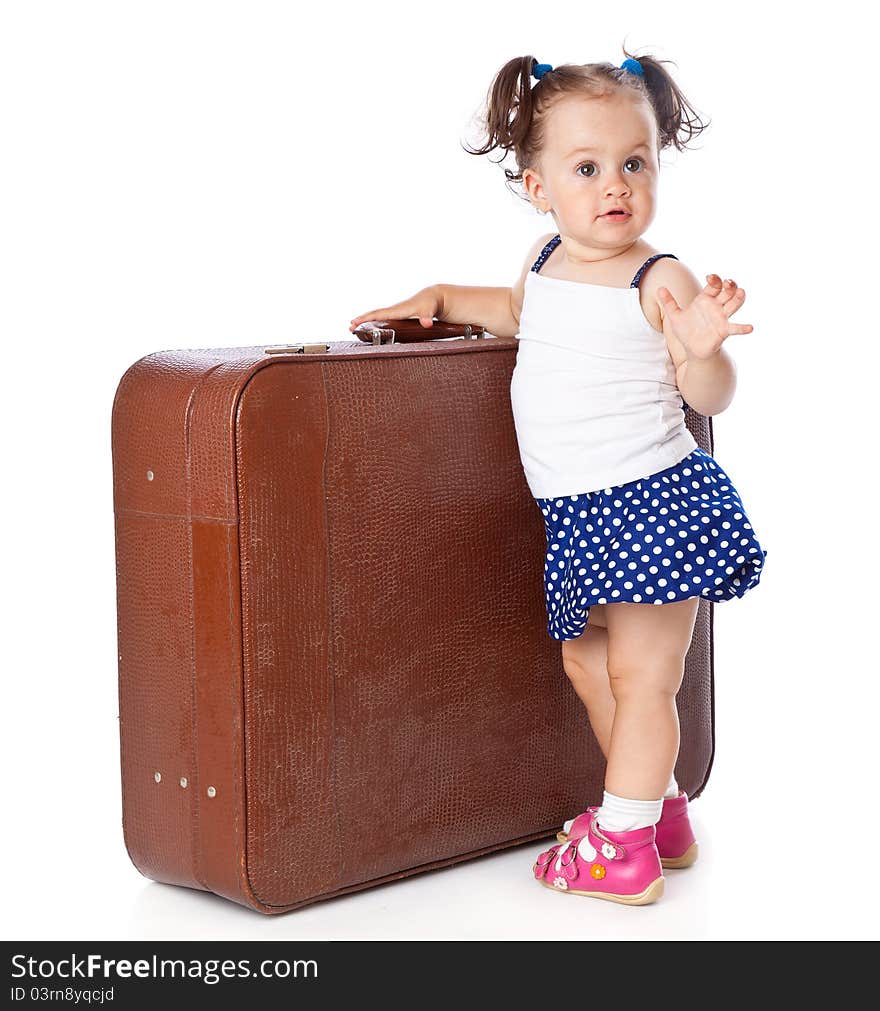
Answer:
[{"left": 533, "top": 825, "right": 605, "bottom": 887}]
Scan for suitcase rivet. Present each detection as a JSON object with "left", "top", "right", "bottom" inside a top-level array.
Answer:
[
  {"left": 146, "top": 470, "right": 154, "bottom": 481},
  {"left": 207, "top": 786, "right": 216, "bottom": 798},
  {"left": 154, "top": 772, "right": 161, "bottom": 783},
  {"left": 179, "top": 776, "right": 188, "bottom": 788}
]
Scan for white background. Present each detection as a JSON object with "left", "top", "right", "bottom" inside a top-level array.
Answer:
[{"left": 2, "top": 0, "right": 877, "bottom": 940}]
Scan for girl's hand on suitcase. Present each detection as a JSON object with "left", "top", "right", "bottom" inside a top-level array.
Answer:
[
  {"left": 349, "top": 286, "right": 443, "bottom": 333},
  {"left": 655, "top": 275, "right": 753, "bottom": 360}
]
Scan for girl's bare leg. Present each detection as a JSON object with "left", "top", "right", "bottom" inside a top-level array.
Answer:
[
  {"left": 560, "top": 606, "right": 616, "bottom": 756},
  {"left": 602, "top": 598, "right": 700, "bottom": 800},
  {"left": 560, "top": 600, "right": 700, "bottom": 796}
]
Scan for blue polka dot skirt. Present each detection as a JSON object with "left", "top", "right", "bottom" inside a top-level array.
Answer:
[{"left": 536, "top": 447, "right": 768, "bottom": 640}]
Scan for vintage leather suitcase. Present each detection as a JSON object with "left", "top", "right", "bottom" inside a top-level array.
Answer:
[{"left": 111, "top": 320, "right": 715, "bottom": 915}]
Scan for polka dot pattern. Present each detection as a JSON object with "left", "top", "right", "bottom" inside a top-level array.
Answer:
[{"left": 536, "top": 447, "right": 768, "bottom": 641}]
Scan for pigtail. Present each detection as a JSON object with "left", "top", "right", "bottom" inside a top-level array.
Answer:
[
  {"left": 462, "top": 57, "right": 545, "bottom": 197},
  {"left": 620, "top": 46, "right": 711, "bottom": 152}
]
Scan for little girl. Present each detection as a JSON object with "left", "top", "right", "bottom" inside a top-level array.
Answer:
[{"left": 349, "top": 51, "right": 768, "bottom": 906}]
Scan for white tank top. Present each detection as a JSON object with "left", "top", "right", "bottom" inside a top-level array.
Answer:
[{"left": 510, "top": 234, "right": 698, "bottom": 498}]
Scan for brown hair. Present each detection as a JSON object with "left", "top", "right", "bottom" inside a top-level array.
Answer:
[{"left": 462, "top": 46, "right": 710, "bottom": 204}]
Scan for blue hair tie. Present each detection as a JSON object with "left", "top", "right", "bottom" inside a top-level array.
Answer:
[
  {"left": 620, "top": 57, "right": 644, "bottom": 77},
  {"left": 532, "top": 62, "right": 553, "bottom": 80}
]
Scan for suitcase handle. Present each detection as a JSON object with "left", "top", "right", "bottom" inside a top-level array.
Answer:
[{"left": 352, "top": 319, "right": 486, "bottom": 344}]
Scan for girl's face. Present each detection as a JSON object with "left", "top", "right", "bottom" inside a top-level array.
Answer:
[{"left": 523, "top": 91, "right": 659, "bottom": 256}]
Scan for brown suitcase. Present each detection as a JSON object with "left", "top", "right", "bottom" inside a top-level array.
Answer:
[{"left": 111, "top": 320, "right": 715, "bottom": 915}]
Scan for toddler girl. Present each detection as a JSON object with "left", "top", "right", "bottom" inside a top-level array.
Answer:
[{"left": 349, "top": 51, "right": 768, "bottom": 906}]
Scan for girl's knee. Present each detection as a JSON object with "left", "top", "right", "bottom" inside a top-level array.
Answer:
[
  {"left": 606, "top": 653, "right": 685, "bottom": 701},
  {"left": 561, "top": 628, "right": 607, "bottom": 686}
]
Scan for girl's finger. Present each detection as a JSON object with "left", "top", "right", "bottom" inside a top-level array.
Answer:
[
  {"left": 705, "top": 274, "right": 723, "bottom": 294},
  {"left": 722, "top": 289, "right": 746, "bottom": 316},
  {"left": 657, "top": 287, "right": 680, "bottom": 310},
  {"left": 716, "top": 279, "right": 737, "bottom": 305},
  {"left": 349, "top": 305, "right": 429, "bottom": 332},
  {"left": 728, "top": 323, "right": 753, "bottom": 335},
  {"left": 353, "top": 308, "right": 394, "bottom": 322},
  {"left": 349, "top": 310, "right": 399, "bottom": 330}
]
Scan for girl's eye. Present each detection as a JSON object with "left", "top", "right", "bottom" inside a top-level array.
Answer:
[{"left": 576, "top": 157, "right": 644, "bottom": 177}]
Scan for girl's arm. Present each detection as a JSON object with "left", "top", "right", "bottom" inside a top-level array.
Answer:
[
  {"left": 676, "top": 348, "right": 737, "bottom": 417},
  {"left": 434, "top": 285, "right": 519, "bottom": 338},
  {"left": 349, "top": 284, "right": 516, "bottom": 338},
  {"left": 349, "top": 233, "right": 556, "bottom": 339},
  {"left": 438, "top": 231, "right": 558, "bottom": 337},
  {"left": 650, "top": 260, "right": 751, "bottom": 416}
]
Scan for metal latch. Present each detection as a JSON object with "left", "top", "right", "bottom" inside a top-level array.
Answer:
[{"left": 264, "top": 344, "right": 331, "bottom": 355}]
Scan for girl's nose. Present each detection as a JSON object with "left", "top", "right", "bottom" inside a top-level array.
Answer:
[{"left": 605, "top": 177, "right": 631, "bottom": 197}]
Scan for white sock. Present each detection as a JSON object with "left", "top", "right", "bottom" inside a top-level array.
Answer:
[
  {"left": 664, "top": 773, "right": 679, "bottom": 800},
  {"left": 596, "top": 790, "right": 663, "bottom": 833}
]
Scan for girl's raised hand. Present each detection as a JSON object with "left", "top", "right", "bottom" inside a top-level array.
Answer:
[
  {"left": 349, "top": 286, "right": 444, "bottom": 333},
  {"left": 656, "top": 274, "right": 754, "bottom": 360}
]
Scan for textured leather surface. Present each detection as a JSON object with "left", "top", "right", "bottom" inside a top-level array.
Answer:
[{"left": 112, "top": 337, "right": 714, "bottom": 914}]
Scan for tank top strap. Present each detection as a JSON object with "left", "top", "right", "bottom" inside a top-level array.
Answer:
[
  {"left": 530, "top": 234, "right": 562, "bottom": 273},
  {"left": 531, "top": 237, "right": 678, "bottom": 285},
  {"left": 629, "top": 253, "right": 678, "bottom": 288}
]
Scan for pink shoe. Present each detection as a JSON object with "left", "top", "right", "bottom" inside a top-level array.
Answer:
[
  {"left": 653, "top": 791, "right": 699, "bottom": 868},
  {"left": 532, "top": 813, "right": 664, "bottom": 905},
  {"left": 556, "top": 791, "right": 699, "bottom": 869}
]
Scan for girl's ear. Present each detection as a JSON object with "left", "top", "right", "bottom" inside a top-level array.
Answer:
[{"left": 522, "top": 168, "right": 547, "bottom": 212}]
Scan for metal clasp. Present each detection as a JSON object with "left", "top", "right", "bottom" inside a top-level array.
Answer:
[
  {"left": 264, "top": 344, "right": 331, "bottom": 355},
  {"left": 359, "top": 326, "right": 397, "bottom": 347}
]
